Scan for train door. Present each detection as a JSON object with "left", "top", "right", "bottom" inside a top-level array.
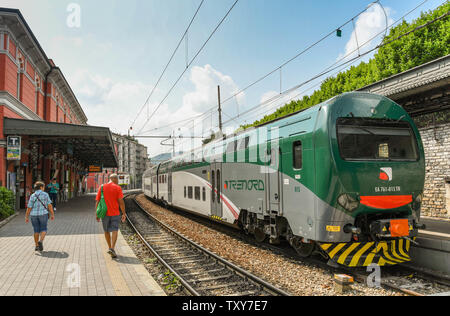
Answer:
[
  {"left": 156, "top": 164, "right": 161, "bottom": 199},
  {"left": 168, "top": 167, "right": 173, "bottom": 204},
  {"left": 210, "top": 162, "right": 223, "bottom": 218},
  {"left": 267, "top": 146, "right": 282, "bottom": 215}
]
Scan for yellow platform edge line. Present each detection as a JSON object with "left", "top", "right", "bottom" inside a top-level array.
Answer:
[{"left": 98, "top": 234, "right": 133, "bottom": 296}]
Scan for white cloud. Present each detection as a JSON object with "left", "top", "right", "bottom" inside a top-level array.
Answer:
[
  {"left": 71, "top": 65, "right": 243, "bottom": 157},
  {"left": 260, "top": 90, "right": 279, "bottom": 104},
  {"left": 339, "top": 3, "right": 393, "bottom": 61},
  {"left": 183, "top": 64, "right": 245, "bottom": 113},
  {"left": 69, "top": 69, "right": 153, "bottom": 135}
]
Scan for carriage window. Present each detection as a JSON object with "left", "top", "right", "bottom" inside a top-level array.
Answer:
[
  {"left": 293, "top": 141, "right": 303, "bottom": 169},
  {"left": 226, "top": 141, "right": 236, "bottom": 154},
  {"left": 195, "top": 187, "right": 201, "bottom": 200},
  {"left": 202, "top": 187, "right": 206, "bottom": 201},
  {"left": 184, "top": 186, "right": 186, "bottom": 198},
  {"left": 188, "top": 186, "right": 193, "bottom": 199},
  {"left": 238, "top": 136, "right": 250, "bottom": 150},
  {"left": 337, "top": 118, "right": 419, "bottom": 161}
]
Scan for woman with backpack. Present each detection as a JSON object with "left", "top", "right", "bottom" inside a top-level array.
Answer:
[{"left": 25, "top": 182, "right": 55, "bottom": 252}]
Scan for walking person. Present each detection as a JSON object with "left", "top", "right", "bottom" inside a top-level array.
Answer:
[
  {"left": 25, "top": 182, "right": 55, "bottom": 252},
  {"left": 47, "top": 178, "right": 59, "bottom": 212},
  {"left": 95, "top": 174, "right": 126, "bottom": 259}
]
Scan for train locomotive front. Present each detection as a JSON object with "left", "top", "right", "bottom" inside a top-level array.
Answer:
[{"left": 311, "top": 93, "right": 426, "bottom": 267}]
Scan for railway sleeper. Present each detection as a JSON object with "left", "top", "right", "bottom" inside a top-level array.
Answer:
[
  {"left": 163, "top": 254, "right": 203, "bottom": 260},
  {"left": 197, "top": 281, "right": 244, "bottom": 291},
  {"left": 188, "top": 274, "right": 234, "bottom": 283},
  {"left": 181, "top": 268, "right": 226, "bottom": 277},
  {"left": 156, "top": 250, "right": 188, "bottom": 256},
  {"left": 168, "top": 258, "right": 207, "bottom": 265},
  {"left": 228, "top": 290, "right": 261, "bottom": 297},
  {"left": 151, "top": 241, "right": 179, "bottom": 247},
  {"left": 153, "top": 247, "right": 182, "bottom": 252}
]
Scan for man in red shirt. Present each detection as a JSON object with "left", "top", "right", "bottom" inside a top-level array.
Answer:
[{"left": 95, "top": 174, "right": 126, "bottom": 258}]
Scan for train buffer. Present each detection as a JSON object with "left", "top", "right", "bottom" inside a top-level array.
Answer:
[{"left": 0, "top": 194, "right": 166, "bottom": 296}]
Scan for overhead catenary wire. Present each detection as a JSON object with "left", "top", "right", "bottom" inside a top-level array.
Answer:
[
  {"left": 145, "top": 0, "right": 438, "bottom": 146},
  {"left": 129, "top": 0, "right": 206, "bottom": 131},
  {"left": 198, "top": 0, "right": 389, "bottom": 117},
  {"left": 139, "top": 0, "right": 388, "bottom": 138},
  {"left": 138, "top": 109, "right": 212, "bottom": 135},
  {"left": 138, "top": 0, "right": 389, "bottom": 137},
  {"left": 235, "top": 55, "right": 371, "bottom": 126},
  {"left": 222, "top": 0, "right": 442, "bottom": 128},
  {"left": 137, "top": 0, "right": 240, "bottom": 135}
]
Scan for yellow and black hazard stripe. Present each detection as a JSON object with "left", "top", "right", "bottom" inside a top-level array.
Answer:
[
  {"left": 319, "top": 238, "right": 414, "bottom": 267},
  {"left": 211, "top": 215, "right": 225, "bottom": 222}
]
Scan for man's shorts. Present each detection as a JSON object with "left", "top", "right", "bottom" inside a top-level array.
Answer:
[
  {"left": 30, "top": 215, "right": 48, "bottom": 234},
  {"left": 102, "top": 215, "right": 121, "bottom": 233}
]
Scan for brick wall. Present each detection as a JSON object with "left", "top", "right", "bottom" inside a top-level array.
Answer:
[
  {"left": 20, "top": 73, "right": 36, "bottom": 111},
  {"left": 0, "top": 54, "right": 18, "bottom": 96},
  {"left": 1, "top": 31, "right": 86, "bottom": 125},
  {"left": 418, "top": 122, "right": 450, "bottom": 219}
]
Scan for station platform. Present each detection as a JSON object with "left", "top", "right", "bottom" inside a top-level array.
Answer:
[
  {"left": 419, "top": 217, "right": 450, "bottom": 240},
  {"left": 0, "top": 195, "right": 166, "bottom": 296},
  {"left": 408, "top": 217, "right": 450, "bottom": 275}
]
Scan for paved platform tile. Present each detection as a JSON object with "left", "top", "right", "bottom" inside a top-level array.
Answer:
[{"left": 0, "top": 195, "right": 165, "bottom": 296}]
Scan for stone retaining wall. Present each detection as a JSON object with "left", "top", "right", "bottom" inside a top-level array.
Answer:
[{"left": 417, "top": 121, "right": 450, "bottom": 219}]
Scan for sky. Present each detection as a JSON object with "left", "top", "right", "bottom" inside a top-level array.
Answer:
[{"left": 0, "top": 0, "right": 445, "bottom": 157}]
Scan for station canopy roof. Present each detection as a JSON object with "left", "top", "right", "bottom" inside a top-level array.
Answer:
[{"left": 4, "top": 118, "right": 118, "bottom": 168}]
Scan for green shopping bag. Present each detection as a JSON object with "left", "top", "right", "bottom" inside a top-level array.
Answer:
[{"left": 96, "top": 185, "right": 107, "bottom": 219}]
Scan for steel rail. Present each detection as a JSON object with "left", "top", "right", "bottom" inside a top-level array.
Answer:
[
  {"left": 125, "top": 204, "right": 201, "bottom": 296},
  {"left": 129, "top": 197, "right": 290, "bottom": 296},
  {"left": 129, "top": 193, "right": 450, "bottom": 296},
  {"left": 139, "top": 194, "right": 450, "bottom": 296}
]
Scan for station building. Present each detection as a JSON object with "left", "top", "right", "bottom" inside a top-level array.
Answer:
[{"left": 0, "top": 8, "right": 117, "bottom": 209}]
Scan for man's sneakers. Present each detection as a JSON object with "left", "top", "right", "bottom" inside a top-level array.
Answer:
[
  {"left": 35, "top": 241, "right": 43, "bottom": 252},
  {"left": 108, "top": 248, "right": 117, "bottom": 259}
]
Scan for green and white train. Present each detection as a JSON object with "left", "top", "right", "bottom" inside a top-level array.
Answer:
[{"left": 143, "top": 92, "right": 426, "bottom": 267}]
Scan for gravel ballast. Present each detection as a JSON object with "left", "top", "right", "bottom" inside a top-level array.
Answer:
[{"left": 134, "top": 195, "right": 402, "bottom": 296}]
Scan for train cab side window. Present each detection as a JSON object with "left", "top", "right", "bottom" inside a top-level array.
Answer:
[
  {"left": 293, "top": 141, "right": 303, "bottom": 169},
  {"left": 188, "top": 186, "right": 193, "bottom": 199},
  {"left": 202, "top": 187, "right": 206, "bottom": 201}
]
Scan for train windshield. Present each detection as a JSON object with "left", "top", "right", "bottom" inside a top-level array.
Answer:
[{"left": 337, "top": 118, "right": 419, "bottom": 161}]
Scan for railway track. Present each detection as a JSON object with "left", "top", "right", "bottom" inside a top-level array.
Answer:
[
  {"left": 124, "top": 195, "right": 290, "bottom": 296},
  {"left": 131, "top": 194, "right": 450, "bottom": 296}
]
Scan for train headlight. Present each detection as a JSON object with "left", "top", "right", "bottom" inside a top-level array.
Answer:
[
  {"left": 413, "top": 193, "right": 423, "bottom": 213},
  {"left": 415, "top": 194, "right": 423, "bottom": 204},
  {"left": 337, "top": 194, "right": 359, "bottom": 212}
]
